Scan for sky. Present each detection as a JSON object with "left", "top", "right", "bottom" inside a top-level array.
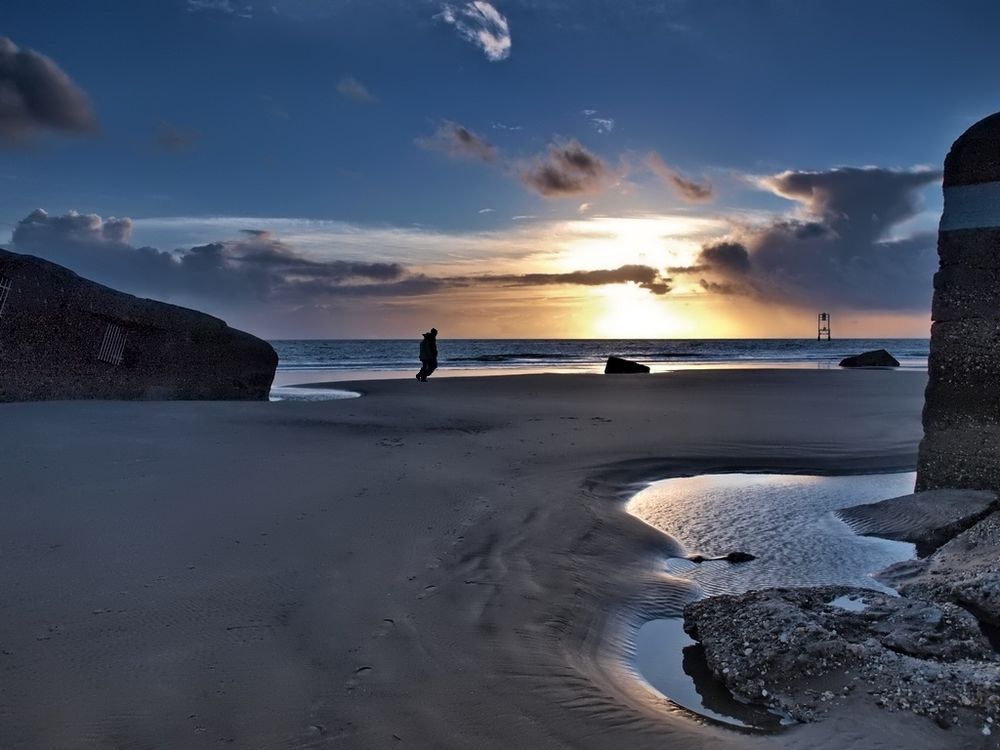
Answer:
[{"left": 2, "top": 0, "right": 999, "bottom": 339}]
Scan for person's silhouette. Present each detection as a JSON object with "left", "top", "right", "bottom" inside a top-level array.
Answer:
[{"left": 416, "top": 327, "right": 438, "bottom": 382}]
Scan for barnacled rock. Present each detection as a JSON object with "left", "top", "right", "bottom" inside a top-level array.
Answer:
[
  {"left": 877, "top": 510, "right": 1000, "bottom": 627},
  {"left": 683, "top": 586, "right": 1000, "bottom": 729}
]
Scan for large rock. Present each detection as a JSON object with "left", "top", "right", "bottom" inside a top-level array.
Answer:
[
  {"left": 604, "top": 356, "right": 650, "bottom": 374},
  {"left": 0, "top": 248, "right": 277, "bottom": 401},
  {"left": 838, "top": 349, "right": 900, "bottom": 367},
  {"left": 837, "top": 489, "right": 999, "bottom": 556},
  {"left": 918, "top": 112, "right": 1000, "bottom": 493},
  {"left": 877, "top": 510, "right": 1000, "bottom": 627},
  {"left": 683, "top": 586, "right": 1000, "bottom": 731}
]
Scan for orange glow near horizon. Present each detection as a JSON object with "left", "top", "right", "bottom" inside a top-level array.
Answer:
[{"left": 590, "top": 284, "right": 699, "bottom": 338}]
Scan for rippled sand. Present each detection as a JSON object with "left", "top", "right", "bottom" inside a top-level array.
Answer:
[{"left": 2, "top": 370, "right": 936, "bottom": 749}]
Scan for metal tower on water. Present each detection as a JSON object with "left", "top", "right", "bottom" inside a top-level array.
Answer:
[{"left": 817, "top": 312, "right": 831, "bottom": 341}]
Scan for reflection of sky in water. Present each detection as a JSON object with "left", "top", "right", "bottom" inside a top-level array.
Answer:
[
  {"left": 269, "top": 386, "right": 361, "bottom": 402},
  {"left": 628, "top": 472, "right": 917, "bottom": 596},
  {"left": 635, "top": 618, "right": 788, "bottom": 730},
  {"left": 629, "top": 473, "right": 916, "bottom": 729}
]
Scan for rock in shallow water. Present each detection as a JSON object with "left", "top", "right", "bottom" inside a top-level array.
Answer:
[{"left": 683, "top": 585, "right": 999, "bottom": 728}]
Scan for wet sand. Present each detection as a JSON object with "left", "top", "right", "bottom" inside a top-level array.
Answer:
[{"left": 0, "top": 370, "right": 932, "bottom": 749}]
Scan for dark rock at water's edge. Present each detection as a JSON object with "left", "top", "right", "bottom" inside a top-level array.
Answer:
[
  {"left": 837, "top": 489, "right": 999, "bottom": 557},
  {"left": 0, "top": 248, "right": 277, "bottom": 401},
  {"left": 604, "top": 356, "right": 650, "bottom": 374},
  {"left": 918, "top": 112, "right": 1000, "bottom": 494},
  {"left": 684, "top": 586, "right": 1000, "bottom": 732},
  {"left": 838, "top": 349, "right": 900, "bottom": 368}
]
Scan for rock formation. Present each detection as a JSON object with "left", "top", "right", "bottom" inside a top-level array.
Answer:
[
  {"left": 918, "top": 112, "right": 1000, "bottom": 493},
  {"left": 684, "top": 585, "right": 999, "bottom": 731},
  {"left": 0, "top": 248, "right": 277, "bottom": 401},
  {"left": 877, "top": 510, "right": 1000, "bottom": 628},
  {"left": 838, "top": 349, "right": 900, "bottom": 367},
  {"left": 604, "top": 356, "right": 650, "bottom": 374}
]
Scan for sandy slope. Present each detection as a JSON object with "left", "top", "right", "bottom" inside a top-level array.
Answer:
[{"left": 0, "top": 370, "right": 933, "bottom": 749}]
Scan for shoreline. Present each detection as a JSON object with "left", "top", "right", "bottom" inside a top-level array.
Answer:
[
  {"left": 1, "top": 370, "right": 935, "bottom": 748},
  {"left": 274, "top": 359, "right": 929, "bottom": 387}
]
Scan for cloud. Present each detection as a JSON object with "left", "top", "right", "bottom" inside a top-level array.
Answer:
[
  {"left": 438, "top": 1, "right": 512, "bottom": 62},
  {"left": 154, "top": 121, "right": 199, "bottom": 152},
  {"left": 467, "top": 264, "right": 671, "bottom": 294},
  {"left": 645, "top": 152, "right": 713, "bottom": 202},
  {"left": 186, "top": 0, "right": 253, "bottom": 17},
  {"left": 520, "top": 139, "right": 611, "bottom": 197},
  {"left": 590, "top": 117, "right": 615, "bottom": 134},
  {"left": 258, "top": 94, "right": 289, "bottom": 120},
  {"left": 675, "top": 167, "right": 941, "bottom": 310},
  {"left": 417, "top": 120, "right": 498, "bottom": 163},
  {"left": 8, "top": 210, "right": 676, "bottom": 333},
  {"left": 492, "top": 121, "right": 522, "bottom": 131},
  {"left": 578, "top": 202, "right": 591, "bottom": 214},
  {"left": 582, "top": 110, "right": 614, "bottom": 134},
  {"left": 0, "top": 37, "right": 97, "bottom": 143},
  {"left": 9, "top": 209, "right": 405, "bottom": 311},
  {"left": 699, "top": 241, "right": 750, "bottom": 274},
  {"left": 478, "top": 208, "right": 494, "bottom": 213},
  {"left": 336, "top": 76, "right": 377, "bottom": 104}
]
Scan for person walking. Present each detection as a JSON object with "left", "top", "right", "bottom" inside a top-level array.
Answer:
[{"left": 416, "top": 327, "right": 438, "bottom": 382}]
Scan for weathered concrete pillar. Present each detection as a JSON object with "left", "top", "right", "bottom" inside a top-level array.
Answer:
[{"left": 917, "top": 112, "right": 1000, "bottom": 492}]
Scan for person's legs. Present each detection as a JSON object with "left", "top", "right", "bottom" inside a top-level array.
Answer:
[{"left": 424, "top": 359, "right": 437, "bottom": 379}]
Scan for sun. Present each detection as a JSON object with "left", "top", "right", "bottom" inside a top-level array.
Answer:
[{"left": 590, "top": 283, "right": 693, "bottom": 338}]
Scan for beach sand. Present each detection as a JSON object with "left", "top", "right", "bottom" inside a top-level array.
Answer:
[{"left": 0, "top": 370, "right": 935, "bottom": 749}]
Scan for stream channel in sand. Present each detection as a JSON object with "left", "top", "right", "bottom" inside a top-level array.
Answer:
[{"left": 626, "top": 472, "right": 918, "bottom": 729}]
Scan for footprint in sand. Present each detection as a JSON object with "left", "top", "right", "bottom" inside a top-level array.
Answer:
[
  {"left": 371, "top": 618, "right": 395, "bottom": 638},
  {"left": 344, "top": 665, "right": 375, "bottom": 691},
  {"left": 418, "top": 584, "right": 438, "bottom": 600}
]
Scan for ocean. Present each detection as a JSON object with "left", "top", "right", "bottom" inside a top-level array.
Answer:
[{"left": 271, "top": 338, "right": 929, "bottom": 385}]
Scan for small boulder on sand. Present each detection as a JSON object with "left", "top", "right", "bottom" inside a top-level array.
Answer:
[
  {"left": 604, "top": 356, "right": 650, "bottom": 374},
  {"left": 839, "top": 349, "right": 900, "bottom": 368}
]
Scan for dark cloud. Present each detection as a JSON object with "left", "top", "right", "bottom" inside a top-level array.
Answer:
[
  {"left": 417, "top": 120, "right": 498, "bottom": 163},
  {"left": 9, "top": 210, "right": 406, "bottom": 312},
  {"left": 154, "top": 121, "right": 199, "bottom": 152},
  {"left": 681, "top": 167, "right": 941, "bottom": 310},
  {"left": 9, "top": 210, "right": 672, "bottom": 328},
  {"left": 520, "top": 139, "right": 611, "bottom": 197},
  {"left": 480, "top": 264, "right": 671, "bottom": 294},
  {"left": 699, "top": 241, "right": 750, "bottom": 274},
  {"left": 0, "top": 37, "right": 97, "bottom": 143},
  {"left": 336, "top": 76, "right": 377, "bottom": 104},
  {"left": 645, "top": 152, "right": 713, "bottom": 202}
]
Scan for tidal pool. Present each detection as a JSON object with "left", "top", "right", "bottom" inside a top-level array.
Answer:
[{"left": 627, "top": 472, "right": 917, "bottom": 728}]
